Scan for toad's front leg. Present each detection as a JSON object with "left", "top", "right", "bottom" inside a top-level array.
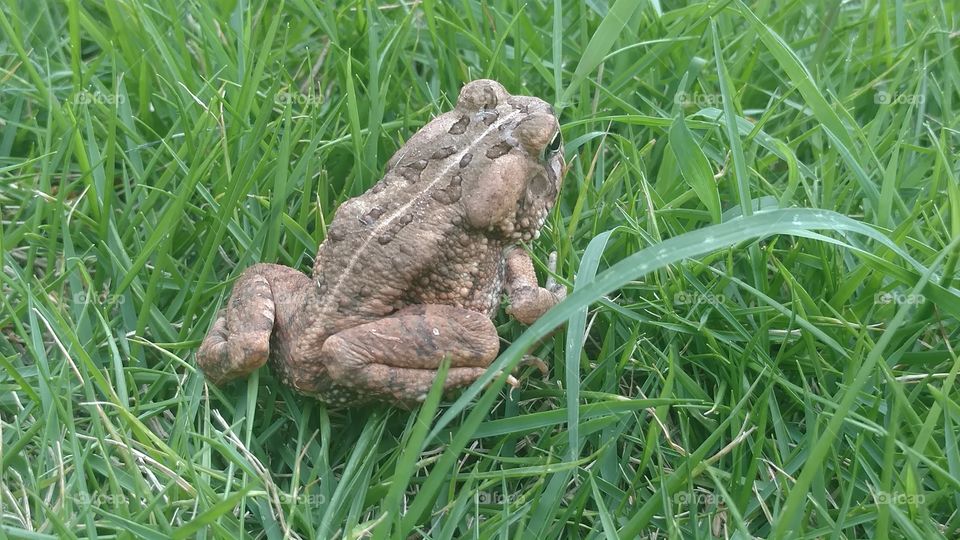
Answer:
[
  {"left": 314, "top": 304, "right": 500, "bottom": 408},
  {"left": 504, "top": 248, "right": 566, "bottom": 325}
]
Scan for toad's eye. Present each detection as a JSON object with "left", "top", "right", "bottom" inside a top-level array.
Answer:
[{"left": 543, "top": 130, "right": 562, "bottom": 158}]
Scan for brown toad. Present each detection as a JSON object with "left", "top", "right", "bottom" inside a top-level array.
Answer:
[{"left": 197, "top": 79, "right": 566, "bottom": 408}]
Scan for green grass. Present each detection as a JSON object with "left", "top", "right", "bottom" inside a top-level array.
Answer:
[{"left": 2, "top": 0, "right": 959, "bottom": 538}]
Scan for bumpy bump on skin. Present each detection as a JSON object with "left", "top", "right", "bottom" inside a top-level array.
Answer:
[
  {"left": 448, "top": 115, "right": 470, "bottom": 134},
  {"left": 485, "top": 141, "right": 513, "bottom": 159},
  {"left": 432, "top": 146, "right": 457, "bottom": 159},
  {"left": 360, "top": 207, "right": 384, "bottom": 226},
  {"left": 399, "top": 159, "right": 429, "bottom": 183},
  {"left": 431, "top": 174, "right": 463, "bottom": 205},
  {"left": 327, "top": 226, "right": 346, "bottom": 242}
]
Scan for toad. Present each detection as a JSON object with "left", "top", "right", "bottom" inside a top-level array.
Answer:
[{"left": 197, "top": 79, "right": 566, "bottom": 408}]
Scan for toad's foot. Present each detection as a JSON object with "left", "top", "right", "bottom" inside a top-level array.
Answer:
[
  {"left": 315, "top": 304, "right": 500, "bottom": 408},
  {"left": 197, "top": 263, "right": 311, "bottom": 386}
]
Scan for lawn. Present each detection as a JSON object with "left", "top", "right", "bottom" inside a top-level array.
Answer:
[{"left": 2, "top": 0, "right": 959, "bottom": 538}]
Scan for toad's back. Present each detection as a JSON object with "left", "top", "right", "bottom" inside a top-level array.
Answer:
[{"left": 310, "top": 85, "right": 556, "bottom": 328}]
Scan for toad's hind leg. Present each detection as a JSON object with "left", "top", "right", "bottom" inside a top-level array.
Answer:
[
  {"left": 197, "top": 263, "right": 311, "bottom": 386},
  {"left": 320, "top": 304, "right": 500, "bottom": 408}
]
